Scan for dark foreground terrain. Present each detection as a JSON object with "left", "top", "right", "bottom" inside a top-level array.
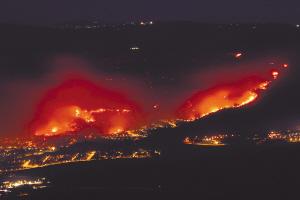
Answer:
[{"left": 2, "top": 144, "right": 300, "bottom": 200}]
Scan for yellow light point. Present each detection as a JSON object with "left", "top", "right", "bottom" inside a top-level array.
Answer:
[
  {"left": 22, "top": 160, "right": 39, "bottom": 169},
  {"left": 239, "top": 92, "right": 258, "bottom": 106},
  {"left": 109, "top": 127, "right": 124, "bottom": 134},
  {"left": 86, "top": 117, "right": 96, "bottom": 123},
  {"left": 234, "top": 52, "right": 242, "bottom": 58},
  {"left": 69, "top": 106, "right": 95, "bottom": 123},
  {"left": 198, "top": 142, "right": 226, "bottom": 146},
  {"left": 153, "top": 104, "right": 160, "bottom": 110},
  {"left": 183, "top": 137, "right": 192, "bottom": 144},
  {"left": 246, "top": 93, "right": 257, "bottom": 103},
  {"left": 167, "top": 120, "right": 177, "bottom": 128},
  {"left": 51, "top": 127, "right": 58, "bottom": 133},
  {"left": 49, "top": 146, "right": 56, "bottom": 151},
  {"left": 85, "top": 151, "right": 96, "bottom": 161},
  {"left": 210, "top": 107, "right": 220, "bottom": 113},
  {"left": 258, "top": 81, "right": 270, "bottom": 90},
  {"left": 42, "top": 156, "right": 50, "bottom": 163},
  {"left": 213, "top": 140, "right": 219, "bottom": 145},
  {"left": 90, "top": 108, "right": 106, "bottom": 113},
  {"left": 116, "top": 128, "right": 123, "bottom": 133},
  {"left": 75, "top": 109, "right": 81, "bottom": 117},
  {"left": 126, "top": 130, "right": 142, "bottom": 137},
  {"left": 272, "top": 71, "right": 279, "bottom": 79},
  {"left": 131, "top": 152, "right": 139, "bottom": 158},
  {"left": 71, "top": 153, "right": 79, "bottom": 161},
  {"left": 98, "top": 108, "right": 106, "bottom": 112}
]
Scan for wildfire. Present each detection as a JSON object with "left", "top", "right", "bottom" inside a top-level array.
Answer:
[
  {"left": 30, "top": 79, "right": 144, "bottom": 137},
  {"left": 29, "top": 61, "right": 288, "bottom": 137},
  {"left": 176, "top": 76, "right": 271, "bottom": 121},
  {"left": 176, "top": 60, "right": 289, "bottom": 122},
  {"left": 34, "top": 106, "right": 135, "bottom": 136}
]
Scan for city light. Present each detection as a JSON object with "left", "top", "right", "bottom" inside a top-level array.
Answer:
[{"left": 235, "top": 52, "right": 242, "bottom": 58}]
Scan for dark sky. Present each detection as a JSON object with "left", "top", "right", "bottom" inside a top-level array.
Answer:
[{"left": 0, "top": 0, "right": 299, "bottom": 25}]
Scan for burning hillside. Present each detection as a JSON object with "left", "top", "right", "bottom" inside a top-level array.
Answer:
[
  {"left": 175, "top": 63, "right": 288, "bottom": 121},
  {"left": 29, "top": 79, "right": 145, "bottom": 136},
  {"left": 25, "top": 58, "right": 288, "bottom": 137}
]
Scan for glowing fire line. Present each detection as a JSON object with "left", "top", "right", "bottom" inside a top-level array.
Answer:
[{"left": 34, "top": 106, "right": 133, "bottom": 136}]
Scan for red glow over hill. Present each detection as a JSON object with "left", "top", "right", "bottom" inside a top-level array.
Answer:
[
  {"left": 176, "top": 76, "right": 270, "bottom": 120},
  {"left": 175, "top": 63, "right": 287, "bottom": 121},
  {"left": 29, "top": 79, "right": 144, "bottom": 136}
]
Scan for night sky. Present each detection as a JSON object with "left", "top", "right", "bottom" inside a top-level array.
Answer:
[{"left": 0, "top": 0, "right": 299, "bottom": 25}]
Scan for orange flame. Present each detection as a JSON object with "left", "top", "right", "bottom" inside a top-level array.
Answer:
[
  {"left": 30, "top": 79, "right": 144, "bottom": 136},
  {"left": 176, "top": 75, "right": 274, "bottom": 121},
  {"left": 175, "top": 61, "right": 289, "bottom": 121}
]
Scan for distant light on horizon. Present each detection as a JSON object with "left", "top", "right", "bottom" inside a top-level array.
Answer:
[{"left": 234, "top": 52, "right": 243, "bottom": 59}]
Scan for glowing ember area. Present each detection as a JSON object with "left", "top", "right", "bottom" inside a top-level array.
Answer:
[
  {"left": 29, "top": 79, "right": 144, "bottom": 136},
  {"left": 271, "top": 70, "right": 279, "bottom": 79},
  {"left": 176, "top": 76, "right": 272, "bottom": 121},
  {"left": 34, "top": 106, "right": 134, "bottom": 136}
]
